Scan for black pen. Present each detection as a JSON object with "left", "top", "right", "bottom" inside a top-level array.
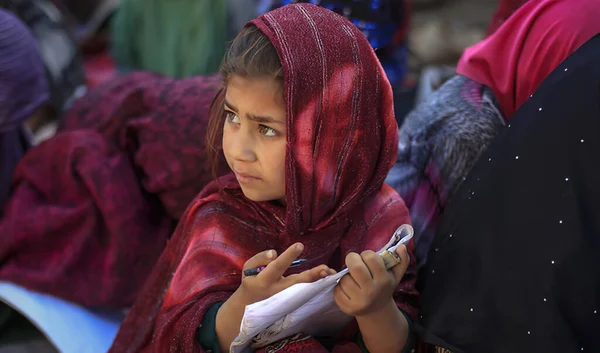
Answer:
[{"left": 243, "top": 259, "right": 307, "bottom": 277}]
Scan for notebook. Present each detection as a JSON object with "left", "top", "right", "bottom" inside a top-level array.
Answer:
[
  {"left": 0, "top": 281, "right": 125, "bottom": 353},
  {"left": 230, "top": 224, "right": 414, "bottom": 353}
]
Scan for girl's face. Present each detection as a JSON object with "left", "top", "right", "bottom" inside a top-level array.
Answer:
[{"left": 222, "top": 75, "right": 287, "bottom": 204}]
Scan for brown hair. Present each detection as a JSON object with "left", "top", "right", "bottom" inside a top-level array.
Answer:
[{"left": 206, "top": 25, "right": 284, "bottom": 179}]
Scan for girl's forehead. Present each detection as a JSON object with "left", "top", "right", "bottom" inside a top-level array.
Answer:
[
  {"left": 225, "top": 76, "right": 286, "bottom": 120},
  {"left": 226, "top": 76, "right": 283, "bottom": 102}
]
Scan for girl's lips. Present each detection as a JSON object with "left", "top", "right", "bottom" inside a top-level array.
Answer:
[{"left": 234, "top": 170, "right": 261, "bottom": 183}]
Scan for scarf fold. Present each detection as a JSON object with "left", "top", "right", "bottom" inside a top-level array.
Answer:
[
  {"left": 0, "top": 72, "right": 221, "bottom": 308},
  {"left": 457, "top": 0, "right": 600, "bottom": 120},
  {"left": 110, "top": 4, "right": 418, "bottom": 352}
]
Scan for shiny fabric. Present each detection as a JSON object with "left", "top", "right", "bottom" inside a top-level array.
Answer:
[
  {"left": 0, "top": 9, "right": 48, "bottom": 213},
  {"left": 110, "top": 4, "right": 418, "bottom": 352},
  {"left": 417, "top": 34, "right": 600, "bottom": 353},
  {"left": 457, "top": 0, "right": 600, "bottom": 121},
  {"left": 0, "top": 72, "right": 221, "bottom": 308}
]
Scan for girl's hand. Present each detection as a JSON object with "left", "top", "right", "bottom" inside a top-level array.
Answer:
[
  {"left": 333, "top": 245, "right": 409, "bottom": 317},
  {"left": 235, "top": 242, "right": 332, "bottom": 306},
  {"left": 217, "top": 243, "right": 332, "bottom": 351}
]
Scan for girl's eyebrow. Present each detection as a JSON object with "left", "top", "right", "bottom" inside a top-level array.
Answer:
[{"left": 224, "top": 99, "right": 286, "bottom": 125}]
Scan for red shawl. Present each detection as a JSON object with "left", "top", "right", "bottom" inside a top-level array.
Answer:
[
  {"left": 110, "top": 4, "right": 418, "bottom": 353},
  {"left": 0, "top": 72, "right": 221, "bottom": 308},
  {"left": 458, "top": 0, "right": 600, "bottom": 121}
]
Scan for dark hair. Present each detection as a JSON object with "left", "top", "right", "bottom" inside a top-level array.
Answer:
[{"left": 206, "top": 26, "right": 283, "bottom": 179}]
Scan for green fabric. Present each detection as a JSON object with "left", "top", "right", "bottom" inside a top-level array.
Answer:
[
  {"left": 111, "top": 0, "right": 228, "bottom": 77},
  {"left": 357, "top": 310, "right": 415, "bottom": 353},
  {"left": 197, "top": 302, "right": 224, "bottom": 352}
]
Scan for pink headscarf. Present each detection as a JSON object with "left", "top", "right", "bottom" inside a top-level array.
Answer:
[{"left": 458, "top": 0, "right": 600, "bottom": 120}]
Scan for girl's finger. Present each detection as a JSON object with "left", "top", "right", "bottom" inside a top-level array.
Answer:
[
  {"left": 345, "top": 252, "right": 371, "bottom": 288},
  {"left": 390, "top": 245, "right": 410, "bottom": 283},
  {"left": 259, "top": 243, "right": 304, "bottom": 283},
  {"left": 243, "top": 249, "right": 278, "bottom": 272},
  {"left": 277, "top": 264, "right": 330, "bottom": 291},
  {"left": 361, "top": 250, "right": 388, "bottom": 281},
  {"left": 338, "top": 273, "right": 361, "bottom": 300}
]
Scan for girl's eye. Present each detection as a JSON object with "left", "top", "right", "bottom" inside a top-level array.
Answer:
[
  {"left": 225, "top": 111, "right": 240, "bottom": 124},
  {"left": 258, "top": 125, "right": 278, "bottom": 137}
]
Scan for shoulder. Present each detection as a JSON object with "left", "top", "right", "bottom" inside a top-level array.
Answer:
[{"left": 362, "top": 185, "right": 410, "bottom": 230}]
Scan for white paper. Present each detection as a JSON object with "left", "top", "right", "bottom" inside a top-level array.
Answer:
[
  {"left": 0, "top": 281, "right": 125, "bottom": 353},
  {"left": 230, "top": 224, "right": 414, "bottom": 353}
]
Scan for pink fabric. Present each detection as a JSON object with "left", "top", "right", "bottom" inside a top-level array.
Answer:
[
  {"left": 458, "top": 0, "right": 600, "bottom": 120},
  {"left": 110, "top": 4, "right": 418, "bottom": 352}
]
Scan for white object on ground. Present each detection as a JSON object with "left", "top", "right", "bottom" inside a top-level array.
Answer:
[{"left": 0, "top": 281, "right": 125, "bottom": 353}]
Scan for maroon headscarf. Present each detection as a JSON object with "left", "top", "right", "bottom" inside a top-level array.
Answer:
[
  {"left": 109, "top": 4, "right": 418, "bottom": 353},
  {"left": 0, "top": 72, "right": 221, "bottom": 308}
]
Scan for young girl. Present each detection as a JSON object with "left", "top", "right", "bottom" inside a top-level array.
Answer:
[{"left": 109, "top": 4, "right": 418, "bottom": 353}]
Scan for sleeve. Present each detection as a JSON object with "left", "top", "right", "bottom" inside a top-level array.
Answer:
[
  {"left": 108, "top": 198, "right": 258, "bottom": 352},
  {"left": 197, "top": 303, "right": 224, "bottom": 353}
]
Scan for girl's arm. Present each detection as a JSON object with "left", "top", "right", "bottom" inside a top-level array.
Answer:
[{"left": 356, "top": 299, "right": 409, "bottom": 353}]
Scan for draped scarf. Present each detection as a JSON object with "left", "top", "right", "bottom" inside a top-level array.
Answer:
[
  {"left": 457, "top": 0, "right": 600, "bottom": 120},
  {"left": 109, "top": 4, "right": 418, "bottom": 352}
]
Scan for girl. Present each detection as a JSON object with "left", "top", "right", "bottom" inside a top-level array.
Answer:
[{"left": 110, "top": 4, "right": 418, "bottom": 353}]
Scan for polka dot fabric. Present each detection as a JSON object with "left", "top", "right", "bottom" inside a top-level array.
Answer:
[{"left": 416, "top": 34, "right": 600, "bottom": 353}]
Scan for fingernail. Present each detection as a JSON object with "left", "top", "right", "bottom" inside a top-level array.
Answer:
[
  {"left": 320, "top": 270, "right": 328, "bottom": 277},
  {"left": 296, "top": 243, "right": 304, "bottom": 251},
  {"left": 266, "top": 250, "right": 275, "bottom": 259}
]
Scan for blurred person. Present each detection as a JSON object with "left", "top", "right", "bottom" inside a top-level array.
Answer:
[
  {"left": 0, "top": 72, "right": 224, "bottom": 309},
  {"left": 386, "top": 0, "right": 600, "bottom": 268},
  {"left": 0, "top": 0, "right": 87, "bottom": 129},
  {"left": 0, "top": 9, "right": 48, "bottom": 214},
  {"left": 416, "top": 31, "right": 600, "bottom": 353},
  {"left": 111, "top": 0, "right": 229, "bottom": 77},
  {"left": 264, "top": 0, "right": 410, "bottom": 86}
]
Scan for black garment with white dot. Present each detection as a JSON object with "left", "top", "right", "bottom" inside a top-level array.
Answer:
[{"left": 415, "top": 34, "right": 600, "bottom": 353}]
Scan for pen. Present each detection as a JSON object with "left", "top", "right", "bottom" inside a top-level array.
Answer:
[{"left": 243, "top": 259, "right": 307, "bottom": 277}]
